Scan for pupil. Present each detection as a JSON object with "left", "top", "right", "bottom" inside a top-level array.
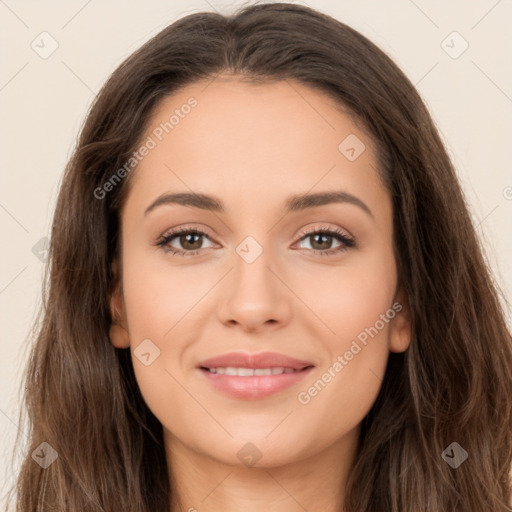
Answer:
[
  {"left": 312, "top": 234, "right": 331, "bottom": 250},
  {"left": 182, "top": 233, "right": 202, "bottom": 250}
]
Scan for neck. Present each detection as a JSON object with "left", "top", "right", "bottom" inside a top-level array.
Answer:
[{"left": 166, "top": 426, "right": 360, "bottom": 512}]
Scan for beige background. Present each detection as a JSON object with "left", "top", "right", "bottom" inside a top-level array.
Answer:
[{"left": 1, "top": 0, "right": 511, "bottom": 507}]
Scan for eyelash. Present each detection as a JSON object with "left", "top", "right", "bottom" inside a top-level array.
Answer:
[{"left": 155, "top": 225, "right": 355, "bottom": 257}]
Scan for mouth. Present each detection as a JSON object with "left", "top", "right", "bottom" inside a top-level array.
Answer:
[
  {"left": 200, "top": 365, "right": 312, "bottom": 376},
  {"left": 197, "top": 351, "right": 315, "bottom": 400},
  {"left": 198, "top": 365, "right": 314, "bottom": 399}
]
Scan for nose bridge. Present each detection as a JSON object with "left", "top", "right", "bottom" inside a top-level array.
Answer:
[
  {"left": 232, "top": 232, "right": 276, "bottom": 296},
  {"left": 217, "top": 231, "right": 290, "bottom": 330}
]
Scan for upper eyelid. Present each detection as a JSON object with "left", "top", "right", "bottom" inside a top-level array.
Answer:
[
  {"left": 161, "top": 224, "right": 351, "bottom": 237},
  {"left": 299, "top": 224, "right": 352, "bottom": 238}
]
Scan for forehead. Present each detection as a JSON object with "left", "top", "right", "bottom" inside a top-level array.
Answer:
[{"left": 124, "top": 76, "right": 389, "bottom": 220}]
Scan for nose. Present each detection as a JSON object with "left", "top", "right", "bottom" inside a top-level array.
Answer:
[{"left": 216, "top": 245, "right": 292, "bottom": 333}]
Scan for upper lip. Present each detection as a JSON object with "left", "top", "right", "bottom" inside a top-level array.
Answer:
[{"left": 198, "top": 351, "right": 315, "bottom": 371}]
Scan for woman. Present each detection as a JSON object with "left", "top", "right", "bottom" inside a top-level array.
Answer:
[{"left": 9, "top": 2, "right": 512, "bottom": 511}]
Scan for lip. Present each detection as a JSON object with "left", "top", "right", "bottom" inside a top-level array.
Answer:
[
  {"left": 198, "top": 351, "right": 314, "bottom": 371},
  {"left": 197, "top": 351, "right": 315, "bottom": 400}
]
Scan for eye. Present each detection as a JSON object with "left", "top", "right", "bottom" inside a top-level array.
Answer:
[
  {"left": 155, "top": 225, "right": 355, "bottom": 257},
  {"left": 155, "top": 227, "right": 215, "bottom": 257},
  {"left": 294, "top": 226, "right": 355, "bottom": 256}
]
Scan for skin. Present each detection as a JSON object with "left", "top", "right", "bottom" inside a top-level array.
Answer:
[{"left": 109, "top": 74, "right": 412, "bottom": 512}]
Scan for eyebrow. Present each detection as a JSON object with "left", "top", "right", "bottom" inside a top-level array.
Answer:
[{"left": 144, "top": 190, "right": 373, "bottom": 219}]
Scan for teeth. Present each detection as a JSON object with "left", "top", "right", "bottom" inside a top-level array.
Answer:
[{"left": 207, "top": 366, "right": 298, "bottom": 376}]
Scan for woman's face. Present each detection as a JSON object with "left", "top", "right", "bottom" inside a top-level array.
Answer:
[{"left": 110, "top": 75, "right": 411, "bottom": 469}]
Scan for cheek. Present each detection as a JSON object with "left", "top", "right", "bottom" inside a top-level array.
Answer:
[
  {"left": 296, "top": 281, "right": 395, "bottom": 444},
  {"left": 295, "top": 343, "right": 387, "bottom": 454},
  {"left": 121, "top": 249, "right": 212, "bottom": 340},
  {"left": 294, "top": 246, "right": 397, "bottom": 344},
  {"left": 293, "top": 249, "right": 396, "bottom": 429},
  {"left": 119, "top": 248, "right": 218, "bottom": 421}
]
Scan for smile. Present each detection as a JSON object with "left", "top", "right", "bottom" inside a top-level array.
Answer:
[
  {"left": 198, "top": 365, "right": 314, "bottom": 399},
  {"left": 196, "top": 351, "right": 316, "bottom": 399},
  {"left": 204, "top": 366, "right": 301, "bottom": 376}
]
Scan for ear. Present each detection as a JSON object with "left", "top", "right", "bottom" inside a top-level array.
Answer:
[
  {"left": 108, "top": 259, "right": 130, "bottom": 349},
  {"left": 388, "top": 284, "right": 412, "bottom": 353}
]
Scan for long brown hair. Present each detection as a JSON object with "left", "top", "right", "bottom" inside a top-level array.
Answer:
[{"left": 8, "top": 3, "right": 512, "bottom": 511}]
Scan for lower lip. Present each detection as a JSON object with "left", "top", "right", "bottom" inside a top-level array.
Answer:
[{"left": 198, "top": 367, "right": 314, "bottom": 400}]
